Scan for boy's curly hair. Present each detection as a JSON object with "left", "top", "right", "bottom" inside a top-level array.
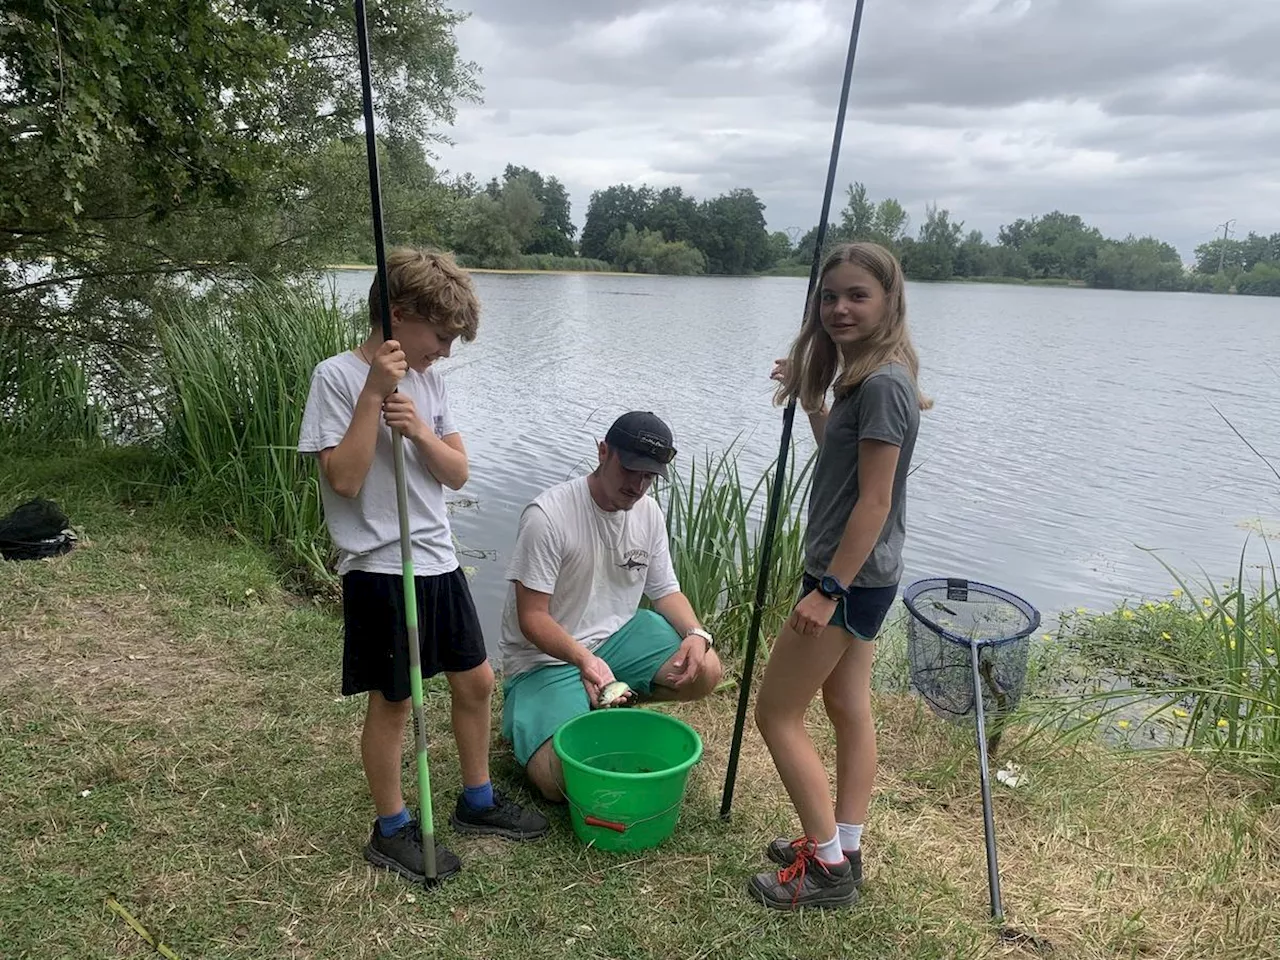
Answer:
[{"left": 368, "top": 247, "right": 479, "bottom": 341}]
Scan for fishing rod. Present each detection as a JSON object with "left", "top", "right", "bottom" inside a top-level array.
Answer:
[
  {"left": 720, "top": 0, "right": 870, "bottom": 820},
  {"left": 353, "top": 0, "right": 438, "bottom": 885}
]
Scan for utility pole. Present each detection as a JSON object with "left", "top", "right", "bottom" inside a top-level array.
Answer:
[{"left": 1216, "top": 218, "right": 1237, "bottom": 273}]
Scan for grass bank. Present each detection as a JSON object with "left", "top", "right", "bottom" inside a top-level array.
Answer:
[{"left": 4, "top": 451, "right": 1279, "bottom": 959}]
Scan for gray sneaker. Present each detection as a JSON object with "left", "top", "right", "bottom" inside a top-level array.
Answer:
[
  {"left": 363, "top": 819, "right": 461, "bottom": 885},
  {"left": 449, "top": 789, "right": 549, "bottom": 840},
  {"left": 767, "top": 836, "right": 863, "bottom": 887},
  {"left": 748, "top": 838, "right": 859, "bottom": 910}
]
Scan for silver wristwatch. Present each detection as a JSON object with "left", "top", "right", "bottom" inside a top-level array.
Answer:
[{"left": 685, "top": 627, "right": 713, "bottom": 650}]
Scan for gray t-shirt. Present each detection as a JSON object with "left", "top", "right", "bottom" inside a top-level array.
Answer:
[
  {"left": 296, "top": 350, "right": 460, "bottom": 577},
  {"left": 804, "top": 361, "right": 920, "bottom": 587}
]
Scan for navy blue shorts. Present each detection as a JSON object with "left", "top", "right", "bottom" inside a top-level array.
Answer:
[{"left": 800, "top": 573, "right": 898, "bottom": 641}]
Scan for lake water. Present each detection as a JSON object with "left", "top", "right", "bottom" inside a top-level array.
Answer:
[{"left": 323, "top": 269, "right": 1280, "bottom": 652}]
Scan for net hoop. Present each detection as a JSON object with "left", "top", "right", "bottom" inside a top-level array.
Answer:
[{"left": 902, "top": 578, "right": 1041, "bottom": 649}]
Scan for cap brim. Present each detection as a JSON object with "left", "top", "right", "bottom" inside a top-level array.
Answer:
[{"left": 616, "top": 449, "right": 669, "bottom": 478}]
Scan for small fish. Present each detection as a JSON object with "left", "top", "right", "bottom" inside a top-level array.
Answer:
[{"left": 598, "top": 680, "right": 632, "bottom": 709}]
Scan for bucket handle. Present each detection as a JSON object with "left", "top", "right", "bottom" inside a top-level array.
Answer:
[{"left": 584, "top": 815, "right": 627, "bottom": 833}]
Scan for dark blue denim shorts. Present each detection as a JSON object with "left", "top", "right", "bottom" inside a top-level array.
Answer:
[{"left": 800, "top": 573, "right": 899, "bottom": 641}]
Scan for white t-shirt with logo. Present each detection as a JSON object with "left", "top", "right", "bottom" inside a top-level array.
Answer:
[
  {"left": 297, "top": 350, "right": 459, "bottom": 577},
  {"left": 499, "top": 476, "right": 681, "bottom": 678}
]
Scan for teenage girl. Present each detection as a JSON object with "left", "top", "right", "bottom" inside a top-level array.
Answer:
[{"left": 748, "top": 241, "right": 931, "bottom": 910}]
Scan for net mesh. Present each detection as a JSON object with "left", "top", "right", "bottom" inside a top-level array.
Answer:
[{"left": 903, "top": 578, "right": 1039, "bottom": 724}]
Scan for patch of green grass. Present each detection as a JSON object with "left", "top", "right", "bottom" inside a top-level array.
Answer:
[
  {"left": 3, "top": 457, "right": 1278, "bottom": 959},
  {"left": 0, "top": 324, "right": 111, "bottom": 450}
]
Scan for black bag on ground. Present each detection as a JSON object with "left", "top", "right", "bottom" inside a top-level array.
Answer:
[{"left": 0, "top": 498, "right": 77, "bottom": 561}]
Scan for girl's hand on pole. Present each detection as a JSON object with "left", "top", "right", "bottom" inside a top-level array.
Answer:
[
  {"left": 789, "top": 589, "right": 839, "bottom": 636},
  {"left": 381, "top": 392, "right": 428, "bottom": 443},
  {"left": 366, "top": 339, "right": 407, "bottom": 398},
  {"left": 770, "top": 358, "right": 789, "bottom": 382}
]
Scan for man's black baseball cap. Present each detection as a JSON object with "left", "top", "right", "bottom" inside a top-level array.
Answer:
[{"left": 605, "top": 411, "right": 677, "bottom": 478}]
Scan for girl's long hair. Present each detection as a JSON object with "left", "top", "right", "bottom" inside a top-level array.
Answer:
[{"left": 774, "top": 241, "right": 933, "bottom": 412}]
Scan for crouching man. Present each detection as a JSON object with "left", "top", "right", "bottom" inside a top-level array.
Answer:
[{"left": 499, "top": 412, "right": 724, "bottom": 800}]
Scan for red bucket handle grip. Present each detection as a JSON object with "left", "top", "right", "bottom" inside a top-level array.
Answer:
[{"left": 584, "top": 815, "right": 626, "bottom": 833}]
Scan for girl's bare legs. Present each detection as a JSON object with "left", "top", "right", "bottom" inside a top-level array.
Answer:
[
  {"left": 821, "top": 638, "right": 877, "bottom": 829},
  {"left": 753, "top": 622, "right": 853, "bottom": 844}
]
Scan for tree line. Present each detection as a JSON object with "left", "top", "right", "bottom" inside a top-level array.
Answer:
[{"left": 341, "top": 141, "right": 1280, "bottom": 296}]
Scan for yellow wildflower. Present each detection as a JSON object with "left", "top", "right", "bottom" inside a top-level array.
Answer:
[
  {"left": 1117, "top": 720, "right": 1131, "bottom": 730},
  {"left": 1172, "top": 588, "right": 1183, "bottom": 598},
  {"left": 1161, "top": 632, "right": 1172, "bottom": 641},
  {"left": 1174, "top": 708, "right": 1189, "bottom": 718},
  {"left": 1217, "top": 718, "right": 1229, "bottom": 729},
  {"left": 1229, "top": 639, "right": 1236, "bottom": 650},
  {"left": 1143, "top": 601, "right": 1156, "bottom": 611},
  {"left": 1202, "top": 598, "right": 1213, "bottom": 607},
  {"left": 1224, "top": 615, "right": 1235, "bottom": 628},
  {"left": 1266, "top": 648, "right": 1276, "bottom": 656},
  {"left": 1122, "top": 609, "right": 1136, "bottom": 621},
  {"left": 1076, "top": 607, "right": 1088, "bottom": 615}
]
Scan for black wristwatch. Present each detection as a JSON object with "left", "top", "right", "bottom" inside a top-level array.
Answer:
[{"left": 817, "top": 575, "right": 846, "bottom": 600}]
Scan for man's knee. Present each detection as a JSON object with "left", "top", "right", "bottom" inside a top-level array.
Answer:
[
  {"left": 696, "top": 649, "right": 724, "bottom": 697},
  {"left": 526, "top": 740, "right": 565, "bottom": 803}
]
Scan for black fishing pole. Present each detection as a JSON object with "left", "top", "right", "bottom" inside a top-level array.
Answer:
[
  {"left": 353, "top": 0, "right": 438, "bottom": 884},
  {"left": 719, "top": 0, "right": 869, "bottom": 820}
]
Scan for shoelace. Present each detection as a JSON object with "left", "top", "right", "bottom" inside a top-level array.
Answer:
[{"left": 777, "top": 836, "right": 818, "bottom": 906}]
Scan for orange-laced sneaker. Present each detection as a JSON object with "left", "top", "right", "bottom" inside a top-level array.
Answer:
[
  {"left": 747, "top": 836, "right": 859, "bottom": 911},
  {"left": 767, "top": 835, "right": 863, "bottom": 887}
]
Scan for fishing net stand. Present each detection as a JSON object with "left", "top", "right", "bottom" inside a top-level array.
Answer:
[{"left": 903, "top": 577, "right": 1040, "bottom": 923}]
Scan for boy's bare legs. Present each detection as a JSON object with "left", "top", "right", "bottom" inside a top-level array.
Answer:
[
  {"left": 526, "top": 739, "right": 565, "bottom": 802},
  {"left": 362, "top": 691, "right": 413, "bottom": 817},
  {"left": 447, "top": 660, "right": 495, "bottom": 788}
]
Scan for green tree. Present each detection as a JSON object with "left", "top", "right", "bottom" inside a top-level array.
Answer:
[
  {"left": 580, "top": 185, "right": 655, "bottom": 261},
  {"left": 698, "top": 188, "right": 771, "bottom": 274},
  {"left": 912, "top": 203, "right": 963, "bottom": 280},
  {"left": 646, "top": 187, "right": 705, "bottom": 247},
  {"left": 608, "top": 224, "right": 706, "bottom": 275},
  {"left": 1089, "top": 236, "right": 1185, "bottom": 291},
  {"left": 840, "top": 183, "right": 877, "bottom": 241},
  {"left": 2, "top": 0, "right": 479, "bottom": 360},
  {"left": 497, "top": 165, "right": 575, "bottom": 256}
]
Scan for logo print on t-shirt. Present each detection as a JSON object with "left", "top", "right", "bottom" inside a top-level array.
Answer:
[
  {"left": 618, "top": 549, "right": 649, "bottom": 572},
  {"left": 433, "top": 414, "right": 445, "bottom": 438}
]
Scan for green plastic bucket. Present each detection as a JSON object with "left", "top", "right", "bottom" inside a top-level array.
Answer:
[{"left": 552, "top": 707, "right": 703, "bottom": 852}]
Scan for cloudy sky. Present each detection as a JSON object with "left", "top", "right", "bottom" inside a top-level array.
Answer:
[{"left": 431, "top": 0, "right": 1280, "bottom": 261}]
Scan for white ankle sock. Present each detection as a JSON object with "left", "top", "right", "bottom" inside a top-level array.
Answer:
[
  {"left": 838, "top": 822, "right": 863, "bottom": 851},
  {"left": 816, "top": 832, "right": 844, "bottom": 864}
]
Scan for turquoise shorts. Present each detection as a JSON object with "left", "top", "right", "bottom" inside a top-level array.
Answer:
[{"left": 501, "top": 609, "right": 682, "bottom": 767}]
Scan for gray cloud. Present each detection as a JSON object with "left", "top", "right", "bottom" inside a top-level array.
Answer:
[{"left": 432, "top": 0, "right": 1280, "bottom": 259}]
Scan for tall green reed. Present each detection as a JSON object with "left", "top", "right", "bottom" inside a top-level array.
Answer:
[
  {"left": 658, "top": 441, "right": 815, "bottom": 660},
  {"left": 0, "top": 325, "right": 109, "bottom": 449},
  {"left": 157, "top": 281, "right": 360, "bottom": 580}
]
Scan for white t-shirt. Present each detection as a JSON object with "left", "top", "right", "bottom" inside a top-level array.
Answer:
[
  {"left": 297, "top": 350, "right": 459, "bottom": 577},
  {"left": 499, "top": 476, "right": 681, "bottom": 677}
]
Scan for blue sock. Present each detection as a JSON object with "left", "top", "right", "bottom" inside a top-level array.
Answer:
[
  {"left": 377, "top": 807, "right": 411, "bottom": 837},
  {"left": 462, "top": 781, "right": 494, "bottom": 811}
]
